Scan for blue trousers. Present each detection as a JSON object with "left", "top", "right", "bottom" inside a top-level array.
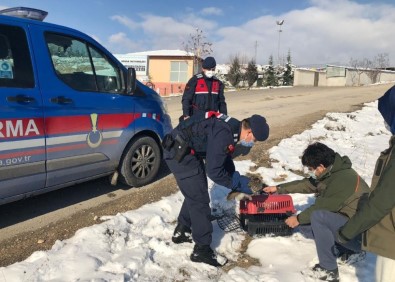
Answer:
[
  {"left": 301, "top": 210, "right": 361, "bottom": 270},
  {"left": 165, "top": 151, "right": 212, "bottom": 246}
]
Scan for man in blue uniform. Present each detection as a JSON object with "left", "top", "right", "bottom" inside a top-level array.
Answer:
[
  {"left": 181, "top": 57, "right": 227, "bottom": 119},
  {"left": 162, "top": 112, "right": 269, "bottom": 266}
]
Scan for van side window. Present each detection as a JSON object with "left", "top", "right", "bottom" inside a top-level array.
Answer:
[
  {"left": 0, "top": 24, "right": 34, "bottom": 88},
  {"left": 45, "top": 33, "right": 123, "bottom": 93},
  {"left": 88, "top": 46, "right": 123, "bottom": 92}
]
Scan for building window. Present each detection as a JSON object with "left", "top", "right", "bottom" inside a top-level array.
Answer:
[{"left": 170, "top": 61, "right": 188, "bottom": 82}]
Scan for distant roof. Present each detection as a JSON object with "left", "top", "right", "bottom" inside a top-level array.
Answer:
[{"left": 123, "top": 50, "right": 195, "bottom": 57}]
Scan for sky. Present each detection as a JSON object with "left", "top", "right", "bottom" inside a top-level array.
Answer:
[
  {"left": 0, "top": 93, "right": 391, "bottom": 281},
  {"left": 1, "top": 0, "right": 395, "bottom": 67}
]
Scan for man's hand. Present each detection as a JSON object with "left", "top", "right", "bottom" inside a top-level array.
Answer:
[
  {"left": 262, "top": 186, "right": 278, "bottom": 194},
  {"left": 285, "top": 215, "right": 299, "bottom": 228}
]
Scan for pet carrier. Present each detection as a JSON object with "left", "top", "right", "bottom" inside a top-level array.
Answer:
[{"left": 239, "top": 193, "right": 297, "bottom": 236}]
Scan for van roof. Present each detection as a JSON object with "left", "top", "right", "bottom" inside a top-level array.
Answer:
[
  {"left": 0, "top": 7, "right": 48, "bottom": 21},
  {"left": 0, "top": 8, "right": 86, "bottom": 39}
]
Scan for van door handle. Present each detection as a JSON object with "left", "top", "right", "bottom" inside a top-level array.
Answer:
[
  {"left": 50, "top": 96, "right": 73, "bottom": 104},
  {"left": 7, "top": 95, "right": 35, "bottom": 103}
]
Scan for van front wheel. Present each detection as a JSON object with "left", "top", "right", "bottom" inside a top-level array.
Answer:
[{"left": 119, "top": 136, "right": 161, "bottom": 187}]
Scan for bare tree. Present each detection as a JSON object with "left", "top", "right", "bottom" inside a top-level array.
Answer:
[
  {"left": 182, "top": 28, "right": 213, "bottom": 74},
  {"left": 365, "top": 59, "right": 380, "bottom": 84},
  {"left": 349, "top": 53, "right": 390, "bottom": 85},
  {"left": 373, "top": 53, "right": 389, "bottom": 82},
  {"left": 348, "top": 58, "right": 359, "bottom": 86},
  {"left": 363, "top": 53, "right": 390, "bottom": 84},
  {"left": 376, "top": 53, "right": 390, "bottom": 69},
  {"left": 349, "top": 58, "right": 369, "bottom": 86}
]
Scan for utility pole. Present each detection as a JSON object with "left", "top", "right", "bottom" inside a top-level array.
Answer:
[
  {"left": 254, "top": 40, "right": 258, "bottom": 62},
  {"left": 276, "top": 20, "right": 284, "bottom": 66}
]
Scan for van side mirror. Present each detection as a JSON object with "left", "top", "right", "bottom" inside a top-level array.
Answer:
[{"left": 126, "top": 67, "right": 137, "bottom": 94}]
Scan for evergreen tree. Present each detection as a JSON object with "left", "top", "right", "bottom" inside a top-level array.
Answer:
[
  {"left": 245, "top": 60, "right": 258, "bottom": 89},
  {"left": 227, "top": 55, "right": 242, "bottom": 88},
  {"left": 265, "top": 55, "right": 277, "bottom": 87},
  {"left": 282, "top": 50, "right": 294, "bottom": 86}
]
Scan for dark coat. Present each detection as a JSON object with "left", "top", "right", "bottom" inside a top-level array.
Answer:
[
  {"left": 278, "top": 153, "right": 370, "bottom": 225},
  {"left": 182, "top": 73, "right": 227, "bottom": 117},
  {"left": 165, "top": 115, "right": 240, "bottom": 190}
]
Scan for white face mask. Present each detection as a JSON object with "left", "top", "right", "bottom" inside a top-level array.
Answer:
[
  {"left": 204, "top": 70, "right": 215, "bottom": 78},
  {"left": 308, "top": 170, "right": 317, "bottom": 179},
  {"left": 304, "top": 167, "right": 318, "bottom": 179}
]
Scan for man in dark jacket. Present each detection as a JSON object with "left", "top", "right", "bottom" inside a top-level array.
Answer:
[
  {"left": 163, "top": 112, "right": 269, "bottom": 267},
  {"left": 181, "top": 57, "right": 227, "bottom": 119},
  {"left": 338, "top": 86, "right": 395, "bottom": 282},
  {"left": 263, "top": 142, "right": 370, "bottom": 281}
]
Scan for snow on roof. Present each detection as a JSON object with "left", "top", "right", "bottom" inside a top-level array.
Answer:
[
  {"left": 123, "top": 50, "right": 195, "bottom": 57},
  {"left": 295, "top": 67, "right": 326, "bottom": 72},
  {"left": 216, "top": 64, "right": 229, "bottom": 74}
]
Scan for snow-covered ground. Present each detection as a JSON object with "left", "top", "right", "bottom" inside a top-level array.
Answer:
[{"left": 0, "top": 101, "right": 389, "bottom": 282}]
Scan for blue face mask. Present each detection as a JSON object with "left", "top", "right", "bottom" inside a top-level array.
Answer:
[{"left": 240, "top": 139, "right": 254, "bottom": 148}]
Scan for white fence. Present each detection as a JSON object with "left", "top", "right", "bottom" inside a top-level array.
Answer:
[{"left": 294, "top": 66, "right": 395, "bottom": 87}]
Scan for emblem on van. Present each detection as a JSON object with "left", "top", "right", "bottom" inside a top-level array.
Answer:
[{"left": 86, "top": 113, "right": 102, "bottom": 148}]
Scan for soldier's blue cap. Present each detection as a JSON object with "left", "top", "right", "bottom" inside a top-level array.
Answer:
[
  {"left": 250, "top": 115, "right": 269, "bottom": 141},
  {"left": 202, "top": 57, "right": 216, "bottom": 69}
]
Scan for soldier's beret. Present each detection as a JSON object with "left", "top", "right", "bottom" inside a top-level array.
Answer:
[
  {"left": 250, "top": 114, "right": 269, "bottom": 141},
  {"left": 202, "top": 57, "right": 216, "bottom": 69}
]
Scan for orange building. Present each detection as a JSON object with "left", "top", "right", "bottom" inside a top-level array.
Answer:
[{"left": 115, "top": 50, "right": 201, "bottom": 96}]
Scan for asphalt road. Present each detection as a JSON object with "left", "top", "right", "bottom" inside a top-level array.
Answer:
[
  {"left": 0, "top": 83, "right": 392, "bottom": 244},
  {"left": 163, "top": 84, "right": 391, "bottom": 128}
]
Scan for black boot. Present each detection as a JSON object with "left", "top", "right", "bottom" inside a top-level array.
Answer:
[
  {"left": 190, "top": 244, "right": 228, "bottom": 267},
  {"left": 311, "top": 264, "right": 339, "bottom": 282},
  {"left": 339, "top": 250, "right": 366, "bottom": 265},
  {"left": 334, "top": 242, "right": 366, "bottom": 265},
  {"left": 172, "top": 223, "right": 192, "bottom": 244}
]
